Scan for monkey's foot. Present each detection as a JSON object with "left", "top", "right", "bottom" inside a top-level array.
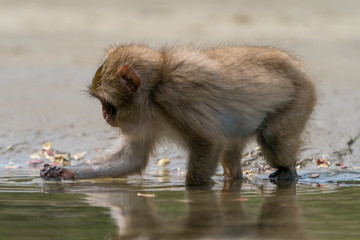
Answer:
[
  {"left": 40, "top": 164, "right": 76, "bottom": 180},
  {"left": 269, "top": 167, "right": 298, "bottom": 187},
  {"left": 269, "top": 167, "right": 298, "bottom": 181}
]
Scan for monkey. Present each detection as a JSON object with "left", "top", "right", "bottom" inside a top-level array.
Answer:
[{"left": 40, "top": 44, "right": 316, "bottom": 186}]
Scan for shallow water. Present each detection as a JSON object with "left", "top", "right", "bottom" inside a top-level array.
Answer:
[{"left": 1, "top": 169, "right": 360, "bottom": 240}]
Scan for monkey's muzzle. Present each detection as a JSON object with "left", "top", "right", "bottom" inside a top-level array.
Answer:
[{"left": 101, "top": 101, "right": 117, "bottom": 127}]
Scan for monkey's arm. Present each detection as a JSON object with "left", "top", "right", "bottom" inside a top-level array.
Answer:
[{"left": 40, "top": 139, "right": 151, "bottom": 180}]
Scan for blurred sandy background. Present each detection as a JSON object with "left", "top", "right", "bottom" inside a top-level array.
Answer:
[{"left": 1, "top": 0, "right": 359, "bottom": 174}]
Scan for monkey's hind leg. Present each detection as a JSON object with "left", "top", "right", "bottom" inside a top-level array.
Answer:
[
  {"left": 258, "top": 79, "right": 315, "bottom": 183},
  {"left": 257, "top": 123, "right": 301, "bottom": 183},
  {"left": 257, "top": 101, "right": 312, "bottom": 183},
  {"left": 259, "top": 74, "right": 316, "bottom": 184}
]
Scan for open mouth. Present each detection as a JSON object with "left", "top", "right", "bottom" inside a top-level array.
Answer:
[{"left": 101, "top": 100, "right": 117, "bottom": 126}]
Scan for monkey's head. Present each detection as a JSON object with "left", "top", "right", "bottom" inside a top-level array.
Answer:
[
  {"left": 89, "top": 45, "right": 162, "bottom": 128},
  {"left": 89, "top": 52, "right": 142, "bottom": 128}
]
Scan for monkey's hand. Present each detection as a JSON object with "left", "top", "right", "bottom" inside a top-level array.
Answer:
[{"left": 40, "top": 164, "right": 76, "bottom": 181}]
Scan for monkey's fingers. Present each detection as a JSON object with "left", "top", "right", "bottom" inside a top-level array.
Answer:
[{"left": 40, "top": 164, "right": 65, "bottom": 181}]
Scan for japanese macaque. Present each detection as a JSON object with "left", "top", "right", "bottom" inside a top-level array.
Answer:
[{"left": 40, "top": 44, "right": 316, "bottom": 186}]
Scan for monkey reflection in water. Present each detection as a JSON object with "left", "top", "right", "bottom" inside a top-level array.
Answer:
[
  {"left": 40, "top": 44, "right": 316, "bottom": 185},
  {"left": 81, "top": 182, "right": 306, "bottom": 239}
]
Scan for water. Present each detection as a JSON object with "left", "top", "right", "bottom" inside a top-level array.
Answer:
[{"left": 1, "top": 170, "right": 360, "bottom": 240}]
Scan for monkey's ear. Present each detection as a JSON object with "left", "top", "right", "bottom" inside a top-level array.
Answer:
[{"left": 117, "top": 65, "right": 141, "bottom": 92}]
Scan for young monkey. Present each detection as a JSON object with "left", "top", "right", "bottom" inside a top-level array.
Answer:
[{"left": 40, "top": 44, "right": 316, "bottom": 186}]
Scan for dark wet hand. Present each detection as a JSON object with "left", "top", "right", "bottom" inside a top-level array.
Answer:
[{"left": 40, "top": 164, "right": 76, "bottom": 180}]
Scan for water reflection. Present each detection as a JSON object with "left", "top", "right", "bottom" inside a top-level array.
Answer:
[
  {"left": 2, "top": 172, "right": 360, "bottom": 239},
  {"left": 78, "top": 180, "right": 306, "bottom": 240},
  {"left": 256, "top": 184, "right": 306, "bottom": 240}
]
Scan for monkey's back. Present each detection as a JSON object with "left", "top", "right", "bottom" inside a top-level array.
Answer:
[{"left": 153, "top": 46, "right": 313, "bottom": 140}]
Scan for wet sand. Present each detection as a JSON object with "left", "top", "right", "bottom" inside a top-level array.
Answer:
[{"left": 1, "top": 0, "right": 360, "bottom": 179}]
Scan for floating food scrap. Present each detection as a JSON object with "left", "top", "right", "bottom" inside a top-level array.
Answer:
[
  {"left": 29, "top": 142, "right": 90, "bottom": 167},
  {"left": 42, "top": 142, "right": 52, "bottom": 150},
  {"left": 137, "top": 193, "right": 156, "bottom": 198},
  {"left": 243, "top": 146, "right": 261, "bottom": 158},
  {"left": 258, "top": 164, "right": 271, "bottom": 173},
  {"left": 310, "top": 173, "right": 320, "bottom": 178},
  {"left": 29, "top": 142, "right": 71, "bottom": 166},
  {"left": 316, "top": 157, "right": 330, "bottom": 168},
  {"left": 6, "top": 145, "right": 14, "bottom": 151},
  {"left": 156, "top": 157, "right": 170, "bottom": 167},
  {"left": 243, "top": 169, "right": 256, "bottom": 179},
  {"left": 73, "top": 151, "right": 87, "bottom": 160},
  {"left": 94, "top": 147, "right": 102, "bottom": 152},
  {"left": 27, "top": 159, "right": 44, "bottom": 164},
  {"left": 5, "top": 161, "right": 20, "bottom": 169},
  {"left": 316, "top": 184, "right": 327, "bottom": 189},
  {"left": 334, "top": 162, "right": 348, "bottom": 169},
  {"left": 244, "top": 169, "right": 253, "bottom": 175},
  {"left": 30, "top": 153, "right": 42, "bottom": 159},
  {"left": 173, "top": 168, "right": 185, "bottom": 176},
  {"left": 234, "top": 198, "right": 248, "bottom": 201},
  {"left": 45, "top": 151, "right": 70, "bottom": 166}
]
